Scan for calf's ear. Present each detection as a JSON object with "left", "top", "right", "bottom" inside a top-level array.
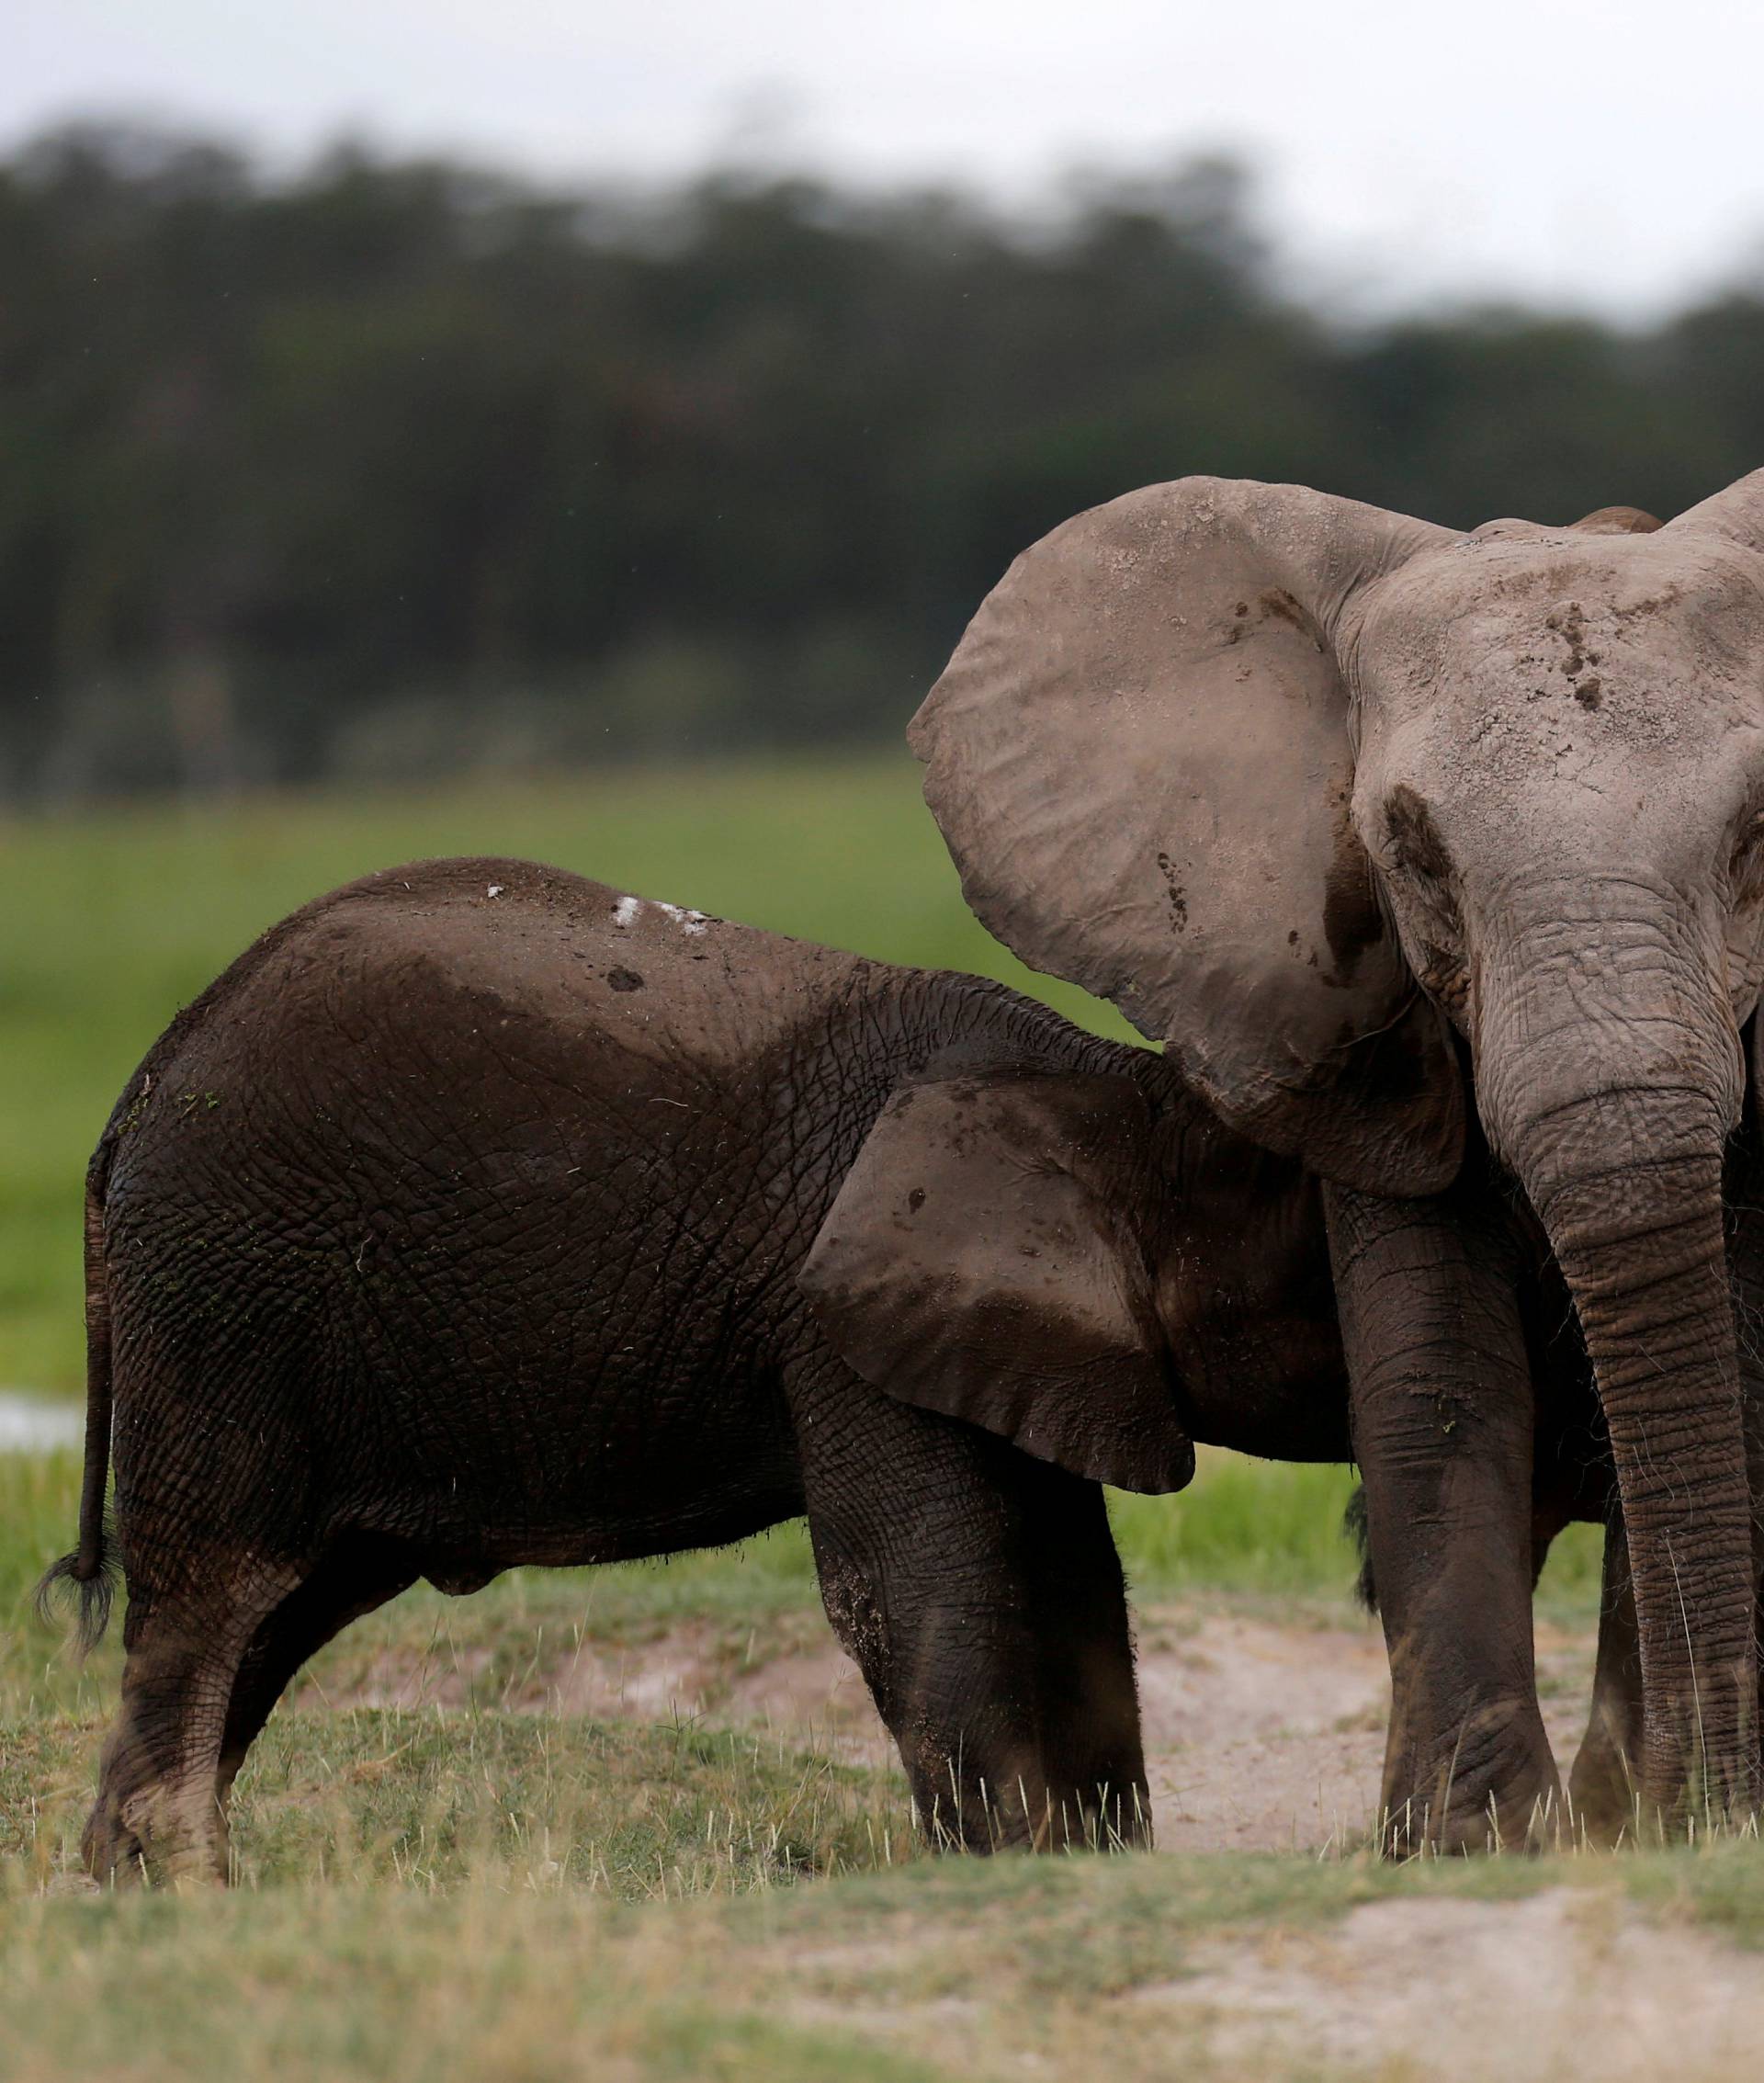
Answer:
[{"left": 798, "top": 1072, "right": 1193, "bottom": 1494}]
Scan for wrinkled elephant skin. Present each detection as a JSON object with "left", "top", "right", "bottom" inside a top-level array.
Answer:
[
  {"left": 912, "top": 470, "right": 1764, "bottom": 1840},
  {"left": 46, "top": 857, "right": 1363, "bottom": 1882}
]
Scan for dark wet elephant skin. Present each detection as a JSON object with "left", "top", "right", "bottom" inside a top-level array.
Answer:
[{"left": 60, "top": 855, "right": 1365, "bottom": 1882}]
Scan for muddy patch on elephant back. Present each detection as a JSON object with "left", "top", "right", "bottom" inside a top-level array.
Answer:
[{"left": 304, "top": 1596, "right": 1604, "bottom": 1853}]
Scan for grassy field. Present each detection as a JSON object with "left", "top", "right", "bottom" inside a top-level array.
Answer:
[
  {"left": 0, "top": 1445, "right": 1672, "bottom": 2083},
  {"left": 0, "top": 763, "right": 1670, "bottom": 2082}
]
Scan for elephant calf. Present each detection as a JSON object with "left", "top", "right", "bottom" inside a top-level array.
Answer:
[{"left": 42, "top": 855, "right": 1349, "bottom": 1883}]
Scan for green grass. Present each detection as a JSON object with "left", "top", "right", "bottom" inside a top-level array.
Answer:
[
  {"left": 1, "top": 1828, "right": 1762, "bottom": 2081},
  {"left": 1111, "top": 1461, "right": 1361, "bottom": 1599},
  {"left": 2, "top": 1454, "right": 1389, "bottom": 1723},
  {"left": 0, "top": 1435, "right": 1658, "bottom": 2083},
  {"left": 0, "top": 1859, "right": 1490, "bottom": 2083}
]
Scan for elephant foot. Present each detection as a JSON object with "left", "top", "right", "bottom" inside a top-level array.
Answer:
[
  {"left": 82, "top": 1764, "right": 229, "bottom": 1887},
  {"left": 910, "top": 1758, "right": 1154, "bottom": 1853},
  {"left": 1380, "top": 1701, "right": 1562, "bottom": 1857},
  {"left": 81, "top": 1796, "right": 150, "bottom": 1887},
  {"left": 1566, "top": 1738, "right": 1639, "bottom": 1848}
]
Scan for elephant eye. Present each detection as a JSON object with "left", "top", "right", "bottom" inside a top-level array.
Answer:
[{"left": 1415, "top": 938, "right": 1470, "bottom": 1016}]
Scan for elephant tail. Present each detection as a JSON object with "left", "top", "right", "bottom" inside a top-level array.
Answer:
[
  {"left": 1342, "top": 1483, "right": 1378, "bottom": 1613},
  {"left": 34, "top": 1152, "right": 119, "bottom": 1656}
]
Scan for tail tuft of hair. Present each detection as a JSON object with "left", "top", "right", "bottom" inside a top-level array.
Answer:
[{"left": 35, "top": 1527, "right": 119, "bottom": 1659}]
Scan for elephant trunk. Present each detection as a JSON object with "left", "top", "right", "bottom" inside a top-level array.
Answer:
[{"left": 1475, "top": 893, "right": 1758, "bottom": 1826}]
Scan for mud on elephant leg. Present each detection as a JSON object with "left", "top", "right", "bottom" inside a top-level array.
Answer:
[
  {"left": 797, "top": 1367, "right": 1149, "bottom": 1851},
  {"left": 85, "top": 1564, "right": 297, "bottom": 1885},
  {"left": 1326, "top": 1171, "right": 1558, "bottom": 1855}
]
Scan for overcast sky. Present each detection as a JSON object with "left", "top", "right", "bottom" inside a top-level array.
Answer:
[{"left": 7, "top": 0, "right": 1757, "bottom": 317}]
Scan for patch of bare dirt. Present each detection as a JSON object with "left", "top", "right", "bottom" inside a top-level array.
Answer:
[
  {"left": 1140, "top": 1607, "right": 1599, "bottom": 1852},
  {"left": 1136, "top": 1607, "right": 1389, "bottom": 1851},
  {"left": 309, "top": 1611, "right": 895, "bottom": 1765},
  {"left": 1144, "top": 1888, "right": 1764, "bottom": 2081},
  {"left": 311, "top": 1600, "right": 1605, "bottom": 1852},
  {"left": 540, "top": 1619, "right": 893, "bottom": 1766}
]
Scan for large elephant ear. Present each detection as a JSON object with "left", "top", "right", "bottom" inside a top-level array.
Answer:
[
  {"left": 1673, "top": 471, "right": 1764, "bottom": 1028},
  {"left": 799, "top": 1072, "right": 1193, "bottom": 1494},
  {"left": 910, "top": 477, "right": 1464, "bottom": 1195}
]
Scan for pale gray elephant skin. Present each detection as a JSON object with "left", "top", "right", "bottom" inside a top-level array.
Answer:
[{"left": 912, "top": 472, "right": 1764, "bottom": 1846}]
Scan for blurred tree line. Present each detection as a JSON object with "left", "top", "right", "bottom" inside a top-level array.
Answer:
[{"left": 3, "top": 122, "right": 1762, "bottom": 801}]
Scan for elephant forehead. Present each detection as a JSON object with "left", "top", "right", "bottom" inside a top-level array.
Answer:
[{"left": 1361, "top": 537, "right": 1764, "bottom": 769}]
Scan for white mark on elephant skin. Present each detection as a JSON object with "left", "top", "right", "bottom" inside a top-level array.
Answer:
[
  {"left": 611, "top": 893, "right": 709, "bottom": 934},
  {"left": 657, "top": 902, "right": 711, "bottom": 936}
]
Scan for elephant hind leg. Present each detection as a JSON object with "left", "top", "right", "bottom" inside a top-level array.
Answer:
[
  {"left": 1567, "top": 1514, "right": 1644, "bottom": 1846},
  {"left": 795, "top": 1369, "right": 1148, "bottom": 1852},
  {"left": 84, "top": 1565, "right": 297, "bottom": 1886},
  {"left": 214, "top": 1534, "right": 419, "bottom": 1847}
]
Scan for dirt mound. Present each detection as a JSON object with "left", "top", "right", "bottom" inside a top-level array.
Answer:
[{"left": 315, "top": 1598, "right": 1605, "bottom": 1854}]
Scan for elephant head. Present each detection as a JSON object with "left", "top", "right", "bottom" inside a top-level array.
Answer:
[{"left": 910, "top": 470, "right": 1764, "bottom": 1821}]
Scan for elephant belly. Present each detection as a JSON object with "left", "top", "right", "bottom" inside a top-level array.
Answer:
[
  {"left": 1174, "top": 1309, "right": 1353, "bottom": 1463},
  {"left": 324, "top": 1288, "right": 808, "bottom": 1577}
]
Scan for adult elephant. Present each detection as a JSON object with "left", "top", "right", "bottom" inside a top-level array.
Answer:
[{"left": 910, "top": 471, "right": 1764, "bottom": 1845}]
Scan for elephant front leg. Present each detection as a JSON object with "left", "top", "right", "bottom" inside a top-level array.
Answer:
[
  {"left": 1722, "top": 1115, "right": 1764, "bottom": 1755},
  {"left": 1326, "top": 1172, "right": 1558, "bottom": 1854},
  {"left": 795, "top": 1363, "right": 1149, "bottom": 1852}
]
